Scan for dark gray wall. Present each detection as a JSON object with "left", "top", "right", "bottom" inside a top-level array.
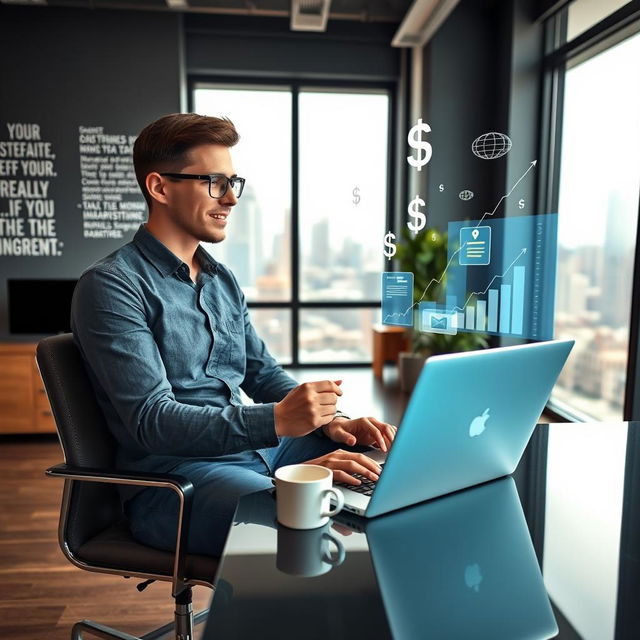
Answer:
[
  {"left": 185, "top": 15, "right": 400, "bottom": 81},
  {"left": 0, "top": 6, "right": 182, "bottom": 341},
  {"left": 505, "top": 0, "right": 545, "bottom": 201}
]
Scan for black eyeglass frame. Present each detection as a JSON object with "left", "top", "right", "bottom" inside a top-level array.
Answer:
[{"left": 159, "top": 173, "right": 246, "bottom": 199}]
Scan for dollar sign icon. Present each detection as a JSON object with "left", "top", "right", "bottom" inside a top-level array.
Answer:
[
  {"left": 439, "top": 184, "right": 445, "bottom": 192},
  {"left": 518, "top": 198, "right": 525, "bottom": 209},
  {"left": 407, "top": 118, "right": 433, "bottom": 171},
  {"left": 383, "top": 231, "right": 396, "bottom": 261},
  {"left": 353, "top": 186, "right": 361, "bottom": 205},
  {"left": 407, "top": 195, "right": 426, "bottom": 235}
]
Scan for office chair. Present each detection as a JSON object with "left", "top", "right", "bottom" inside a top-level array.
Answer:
[{"left": 37, "top": 333, "right": 219, "bottom": 640}]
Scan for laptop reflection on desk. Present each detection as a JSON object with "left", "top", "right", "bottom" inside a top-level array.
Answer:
[{"left": 362, "top": 477, "right": 558, "bottom": 640}]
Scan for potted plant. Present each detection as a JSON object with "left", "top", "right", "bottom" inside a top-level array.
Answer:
[{"left": 395, "top": 227, "right": 488, "bottom": 392}]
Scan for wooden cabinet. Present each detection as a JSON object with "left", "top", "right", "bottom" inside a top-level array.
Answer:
[{"left": 0, "top": 343, "right": 56, "bottom": 434}]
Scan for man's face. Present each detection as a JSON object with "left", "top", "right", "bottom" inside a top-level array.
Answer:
[{"left": 161, "top": 144, "right": 238, "bottom": 244}]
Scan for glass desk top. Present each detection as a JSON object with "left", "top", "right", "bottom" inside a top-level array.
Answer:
[{"left": 203, "top": 422, "right": 640, "bottom": 640}]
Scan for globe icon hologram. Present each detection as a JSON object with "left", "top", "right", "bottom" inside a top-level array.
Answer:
[
  {"left": 471, "top": 132, "right": 512, "bottom": 160},
  {"left": 459, "top": 190, "right": 474, "bottom": 201}
]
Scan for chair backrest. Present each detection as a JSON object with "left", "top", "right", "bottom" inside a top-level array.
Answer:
[{"left": 36, "top": 333, "right": 122, "bottom": 551}]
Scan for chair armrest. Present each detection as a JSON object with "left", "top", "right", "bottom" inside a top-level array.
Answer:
[
  {"left": 45, "top": 463, "right": 194, "bottom": 495},
  {"left": 45, "top": 463, "right": 194, "bottom": 596}
]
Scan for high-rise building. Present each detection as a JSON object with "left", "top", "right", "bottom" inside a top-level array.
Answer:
[
  {"left": 601, "top": 191, "right": 634, "bottom": 327},
  {"left": 310, "top": 218, "right": 330, "bottom": 269}
]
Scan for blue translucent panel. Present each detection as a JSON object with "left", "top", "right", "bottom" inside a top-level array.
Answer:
[
  {"left": 381, "top": 272, "right": 414, "bottom": 327},
  {"left": 512, "top": 266, "right": 525, "bottom": 335},
  {"left": 500, "top": 285, "right": 512, "bottom": 333}
]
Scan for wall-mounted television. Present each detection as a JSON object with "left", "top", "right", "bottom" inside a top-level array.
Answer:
[{"left": 8, "top": 279, "right": 78, "bottom": 335}]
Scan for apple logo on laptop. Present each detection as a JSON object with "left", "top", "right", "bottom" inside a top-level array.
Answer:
[
  {"left": 465, "top": 563, "right": 483, "bottom": 592},
  {"left": 469, "top": 408, "right": 490, "bottom": 437}
]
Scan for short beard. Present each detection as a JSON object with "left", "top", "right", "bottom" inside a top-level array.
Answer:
[
  {"left": 203, "top": 233, "right": 225, "bottom": 244},
  {"left": 173, "top": 214, "right": 226, "bottom": 245}
]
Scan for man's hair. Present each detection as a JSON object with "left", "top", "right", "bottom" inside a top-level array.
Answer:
[{"left": 133, "top": 113, "right": 240, "bottom": 209}]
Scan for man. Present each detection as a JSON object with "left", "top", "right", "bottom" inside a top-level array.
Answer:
[{"left": 71, "top": 113, "right": 396, "bottom": 557}]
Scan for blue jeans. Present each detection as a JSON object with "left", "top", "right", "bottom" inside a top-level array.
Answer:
[{"left": 126, "top": 433, "right": 353, "bottom": 558}]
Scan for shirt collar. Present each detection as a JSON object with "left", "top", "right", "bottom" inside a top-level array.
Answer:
[
  {"left": 195, "top": 245, "right": 219, "bottom": 276},
  {"left": 133, "top": 224, "right": 219, "bottom": 278}
]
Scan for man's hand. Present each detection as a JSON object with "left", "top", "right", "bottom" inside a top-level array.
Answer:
[
  {"left": 303, "top": 450, "right": 383, "bottom": 486},
  {"left": 274, "top": 380, "right": 343, "bottom": 438},
  {"left": 322, "top": 416, "right": 397, "bottom": 452}
]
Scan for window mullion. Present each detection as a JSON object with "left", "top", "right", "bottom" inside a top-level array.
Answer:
[{"left": 291, "top": 84, "right": 300, "bottom": 367}]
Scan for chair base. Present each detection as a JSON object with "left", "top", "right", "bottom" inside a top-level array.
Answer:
[
  {"left": 71, "top": 607, "right": 209, "bottom": 640},
  {"left": 72, "top": 620, "right": 140, "bottom": 640}
]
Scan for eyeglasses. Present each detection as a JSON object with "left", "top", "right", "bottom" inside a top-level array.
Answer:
[{"left": 160, "top": 173, "right": 246, "bottom": 199}]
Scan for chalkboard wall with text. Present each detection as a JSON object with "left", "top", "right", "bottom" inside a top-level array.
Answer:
[{"left": 0, "top": 6, "right": 182, "bottom": 341}]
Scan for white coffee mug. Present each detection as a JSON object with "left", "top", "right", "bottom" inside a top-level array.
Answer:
[{"left": 274, "top": 464, "right": 344, "bottom": 529}]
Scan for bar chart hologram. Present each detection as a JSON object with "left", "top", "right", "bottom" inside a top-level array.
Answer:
[{"left": 446, "top": 214, "right": 558, "bottom": 340}]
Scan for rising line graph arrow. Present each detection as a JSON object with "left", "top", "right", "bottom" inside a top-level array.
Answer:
[{"left": 475, "top": 160, "right": 537, "bottom": 228}]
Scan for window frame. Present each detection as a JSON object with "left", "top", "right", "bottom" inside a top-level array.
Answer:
[
  {"left": 188, "top": 76, "right": 397, "bottom": 367},
  {"left": 539, "top": 2, "right": 640, "bottom": 421}
]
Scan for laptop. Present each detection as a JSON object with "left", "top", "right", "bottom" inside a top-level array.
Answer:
[
  {"left": 335, "top": 339, "right": 574, "bottom": 517},
  {"left": 364, "top": 476, "right": 559, "bottom": 639}
]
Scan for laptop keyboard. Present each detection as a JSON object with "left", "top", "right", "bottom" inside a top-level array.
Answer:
[{"left": 336, "top": 463, "right": 385, "bottom": 496}]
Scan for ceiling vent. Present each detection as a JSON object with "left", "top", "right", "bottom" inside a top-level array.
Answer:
[
  {"left": 290, "top": 0, "right": 332, "bottom": 32},
  {"left": 392, "top": 0, "right": 460, "bottom": 47}
]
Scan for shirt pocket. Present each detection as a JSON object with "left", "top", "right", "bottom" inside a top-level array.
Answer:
[
  {"left": 155, "top": 302, "right": 212, "bottom": 380},
  {"left": 225, "top": 312, "right": 245, "bottom": 335},
  {"left": 215, "top": 312, "right": 245, "bottom": 367}
]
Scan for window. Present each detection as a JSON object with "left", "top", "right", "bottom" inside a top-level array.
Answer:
[
  {"left": 298, "top": 90, "right": 389, "bottom": 302},
  {"left": 193, "top": 83, "right": 391, "bottom": 365},
  {"left": 299, "top": 308, "right": 377, "bottom": 363},
  {"left": 193, "top": 86, "right": 292, "bottom": 303},
  {"left": 545, "top": 14, "right": 640, "bottom": 420}
]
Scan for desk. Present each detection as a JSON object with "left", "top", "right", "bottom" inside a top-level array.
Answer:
[{"left": 203, "top": 422, "right": 640, "bottom": 639}]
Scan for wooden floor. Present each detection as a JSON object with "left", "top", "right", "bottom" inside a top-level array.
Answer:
[{"left": 0, "top": 365, "right": 553, "bottom": 639}]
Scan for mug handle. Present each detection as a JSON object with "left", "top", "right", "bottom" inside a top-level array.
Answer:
[
  {"left": 321, "top": 487, "right": 344, "bottom": 517},
  {"left": 321, "top": 533, "right": 346, "bottom": 567}
]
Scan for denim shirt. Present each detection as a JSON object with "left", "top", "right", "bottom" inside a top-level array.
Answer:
[{"left": 71, "top": 225, "right": 297, "bottom": 489}]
